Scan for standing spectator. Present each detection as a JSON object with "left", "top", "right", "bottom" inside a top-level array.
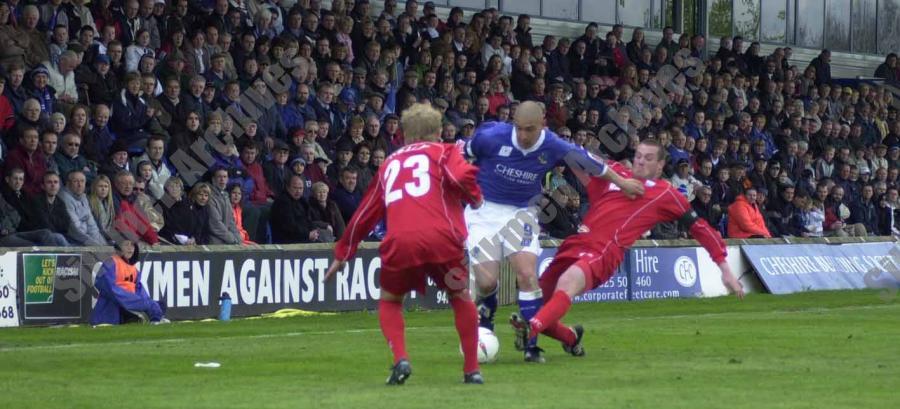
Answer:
[
  {"left": 58, "top": 170, "right": 107, "bottom": 245},
  {"left": 207, "top": 167, "right": 243, "bottom": 245},
  {"left": 270, "top": 174, "right": 319, "bottom": 243},
  {"left": 809, "top": 49, "right": 832, "bottom": 86}
]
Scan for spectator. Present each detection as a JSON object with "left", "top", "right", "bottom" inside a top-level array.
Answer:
[
  {"left": 692, "top": 185, "right": 722, "bottom": 227},
  {"left": 4, "top": 127, "right": 47, "bottom": 197},
  {"left": 112, "top": 170, "right": 159, "bottom": 245},
  {"left": 228, "top": 183, "right": 255, "bottom": 245},
  {"left": 263, "top": 140, "right": 292, "bottom": 197},
  {"left": 207, "top": 167, "right": 243, "bottom": 245},
  {"left": 0, "top": 172, "right": 68, "bottom": 246},
  {"left": 270, "top": 174, "right": 319, "bottom": 243},
  {"left": 331, "top": 167, "right": 362, "bottom": 224},
  {"left": 308, "top": 181, "right": 346, "bottom": 238},
  {"left": 157, "top": 177, "right": 200, "bottom": 245},
  {"left": 110, "top": 72, "right": 154, "bottom": 152},
  {"left": 824, "top": 185, "right": 867, "bottom": 237},
  {"left": 850, "top": 184, "right": 879, "bottom": 235},
  {"left": 727, "top": 188, "right": 772, "bottom": 238},
  {"left": 133, "top": 177, "right": 164, "bottom": 232},
  {"left": 88, "top": 174, "right": 116, "bottom": 241},
  {"left": 58, "top": 170, "right": 107, "bottom": 246},
  {"left": 54, "top": 132, "right": 97, "bottom": 183},
  {"left": 22, "top": 172, "right": 72, "bottom": 245}
]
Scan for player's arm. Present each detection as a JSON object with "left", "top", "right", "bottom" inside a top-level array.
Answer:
[
  {"left": 565, "top": 149, "right": 645, "bottom": 198},
  {"left": 325, "top": 177, "right": 387, "bottom": 280},
  {"left": 677, "top": 206, "right": 745, "bottom": 299},
  {"left": 442, "top": 145, "right": 484, "bottom": 208}
]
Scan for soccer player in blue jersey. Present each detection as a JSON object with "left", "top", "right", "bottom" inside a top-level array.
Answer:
[{"left": 463, "top": 101, "right": 644, "bottom": 362}]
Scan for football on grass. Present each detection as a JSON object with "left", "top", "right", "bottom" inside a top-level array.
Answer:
[{"left": 460, "top": 327, "right": 500, "bottom": 363}]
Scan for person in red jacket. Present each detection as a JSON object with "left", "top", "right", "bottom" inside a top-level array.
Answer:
[
  {"left": 3, "top": 127, "right": 47, "bottom": 197},
  {"left": 727, "top": 188, "right": 772, "bottom": 238},
  {"left": 325, "top": 103, "right": 485, "bottom": 385},
  {"left": 112, "top": 170, "right": 159, "bottom": 245}
]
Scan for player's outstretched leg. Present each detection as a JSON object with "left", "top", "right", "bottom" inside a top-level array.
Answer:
[
  {"left": 542, "top": 322, "right": 585, "bottom": 357},
  {"left": 449, "top": 290, "right": 482, "bottom": 383},
  {"left": 379, "top": 292, "right": 411, "bottom": 385},
  {"left": 529, "top": 265, "right": 588, "bottom": 341}
]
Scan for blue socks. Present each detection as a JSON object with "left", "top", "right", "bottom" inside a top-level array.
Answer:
[
  {"left": 518, "top": 290, "right": 543, "bottom": 348},
  {"left": 477, "top": 289, "right": 498, "bottom": 331}
]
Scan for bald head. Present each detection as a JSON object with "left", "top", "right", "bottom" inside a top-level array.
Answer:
[{"left": 514, "top": 101, "right": 545, "bottom": 149}]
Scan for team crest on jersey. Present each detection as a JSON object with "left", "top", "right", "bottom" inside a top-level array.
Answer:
[
  {"left": 537, "top": 153, "right": 548, "bottom": 165},
  {"left": 499, "top": 146, "right": 513, "bottom": 157}
]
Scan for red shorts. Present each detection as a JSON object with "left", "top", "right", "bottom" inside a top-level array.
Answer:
[
  {"left": 539, "top": 237, "right": 624, "bottom": 296},
  {"left": 380, "top": 259, "right": 469, "bottom": 295}
]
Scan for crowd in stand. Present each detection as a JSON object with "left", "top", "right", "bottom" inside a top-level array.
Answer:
[{"left": 1, "top": 0, "right": 898, "bottom": 247}]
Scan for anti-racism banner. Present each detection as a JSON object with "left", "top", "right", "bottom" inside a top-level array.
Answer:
[
  {"left": 20, "top": 253, "right": 84, "bottom": 323},
  {"left": 742, "top": 242, "right": 900, "bottom": 294},
  {"left": 0, "top": 252, "right": 19, "bottom": 328},
  {"left": 13, "top": 247, "right": 449, "bottom": 324}
]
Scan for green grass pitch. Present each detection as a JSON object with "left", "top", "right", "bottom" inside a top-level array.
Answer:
[{"left": 1, "top": 290, "right": 898, "bottom": 409}]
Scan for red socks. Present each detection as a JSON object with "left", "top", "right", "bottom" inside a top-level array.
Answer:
[
  {"left": 541, "top": 322, "right": 577, "bottom": 346},
  {"left": 530, "top": 290, "right": 572, "bottom": 336},
  {"left": 450, "top": 296, "right": 480, "bottom": 374},
  {"left": 379, "top": 299, "right": 407, "bottom": 364}
]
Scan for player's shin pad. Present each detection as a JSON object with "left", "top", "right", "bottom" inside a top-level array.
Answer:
[
  {"left": 476, "top": 288, "right": 498, "bottom": 331},
  {"left": 517, "top": 290, "right": 543, "bottom": 349}
]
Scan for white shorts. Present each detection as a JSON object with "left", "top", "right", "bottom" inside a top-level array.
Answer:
[{"left": 465, "top": 201, "right": 541, "bottom": 265}]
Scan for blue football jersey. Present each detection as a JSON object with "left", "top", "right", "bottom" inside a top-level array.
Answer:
[{"left": 465, "top": 122, "right": 606, "bottom": 207}]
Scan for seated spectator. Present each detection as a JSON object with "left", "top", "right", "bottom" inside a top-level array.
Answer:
[
  {"left": 263, "top": 140, "right": 292, "bottom": 197},
  {"left": 692, "top": 185, "right": 722, "bottom": 227},
  {"left": 83, "top": 104, "right": 116, "bottom": 163},
  {"left": 53, "top": 132, "right": 97, "bottom": 184},
  {"left": 88, "top": 174, "right": 117, "bottom": 241},
  {"left": 331, "top": 167, "right": 362, "bottom": 224},
  {"left": 112, "top": 170, "right": 159, "bottom": 245},
  {"left": 228, "top": 183, "right": 255, "bottom": 245},
  {"left": 824, "top": 185, "right": 867, "bottom": 237},
  {"left": 58, "top": 170, "right": 107, "bottom": 246},
  {"left": 308, "top": 181, "right": 345, "bottom": 238},
  {"left": 110, "top": 72, "right": 154, "bottom": 152},
  {"left": 0, "top": 188, "right": 68, "bottom": 247},
  {"left": 301, "top": 143, "right": 330, "bottom": 187},
  {"left": 350, "top": 142, "right": 374, "bottom": 192},
  {"left": 290, "top": 158, "right": 312, "bottom": 199},
  {"left": 327, "top": 141, "right": 355, "bottom": 185},
  {"left": 207, "top": 167, "right": 244, "bottom": 245},
  {"left": 100, "top": 140, "right": 133, "bottom": 178},
  {"left": 158, "top": 177, "right": 204, "bottom": 245},
  {"left": 90, "top": 240, "right": 169, "bottom": 325},
  {"left": 540, "top": 186, "right": 580, "bottom": 239},
  {"left": 270, "top": 174, "right": 319, "bottom": 243},
  {"left": 134, "top": 177, "right": 164, "bottom": 232},
  {"left": 131, "top": 135, "right": 173, "bottom": 201},
  {"left": 22, "top": 172, "right": 73, "bottom": 245},
  {"left": 727, "top": 188, "right": 772, "bottom": 238},
  {"left": 4, "top": 127, "right": 47, "bottom": 197}
]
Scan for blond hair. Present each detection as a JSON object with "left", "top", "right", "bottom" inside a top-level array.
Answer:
[{"left": 401, "top": 103, "right": 443, "bottom": 143}]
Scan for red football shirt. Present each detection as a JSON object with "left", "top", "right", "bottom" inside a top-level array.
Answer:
[
  {"left": 335, "top": 142, "right": 483, "bottom": 268},
  {"left": 578, "top": 162, "right": 727, "bottom": 263}
]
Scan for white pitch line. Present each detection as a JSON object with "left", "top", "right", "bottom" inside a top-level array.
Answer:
[{"left": 1, "top": 303, "right": 897, "bottom": 353}]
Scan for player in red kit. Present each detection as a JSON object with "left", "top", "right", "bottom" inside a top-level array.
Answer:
[
  {"left": 325, "top": 103, "right": 486, "bottom": 385},
  {"left": 511, "top": 140, "right": 745, "bottom": 357}
]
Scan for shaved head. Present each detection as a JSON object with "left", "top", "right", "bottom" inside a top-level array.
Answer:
[{"left": 514, "top": 101, "right": 545, "bottom": 149}]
